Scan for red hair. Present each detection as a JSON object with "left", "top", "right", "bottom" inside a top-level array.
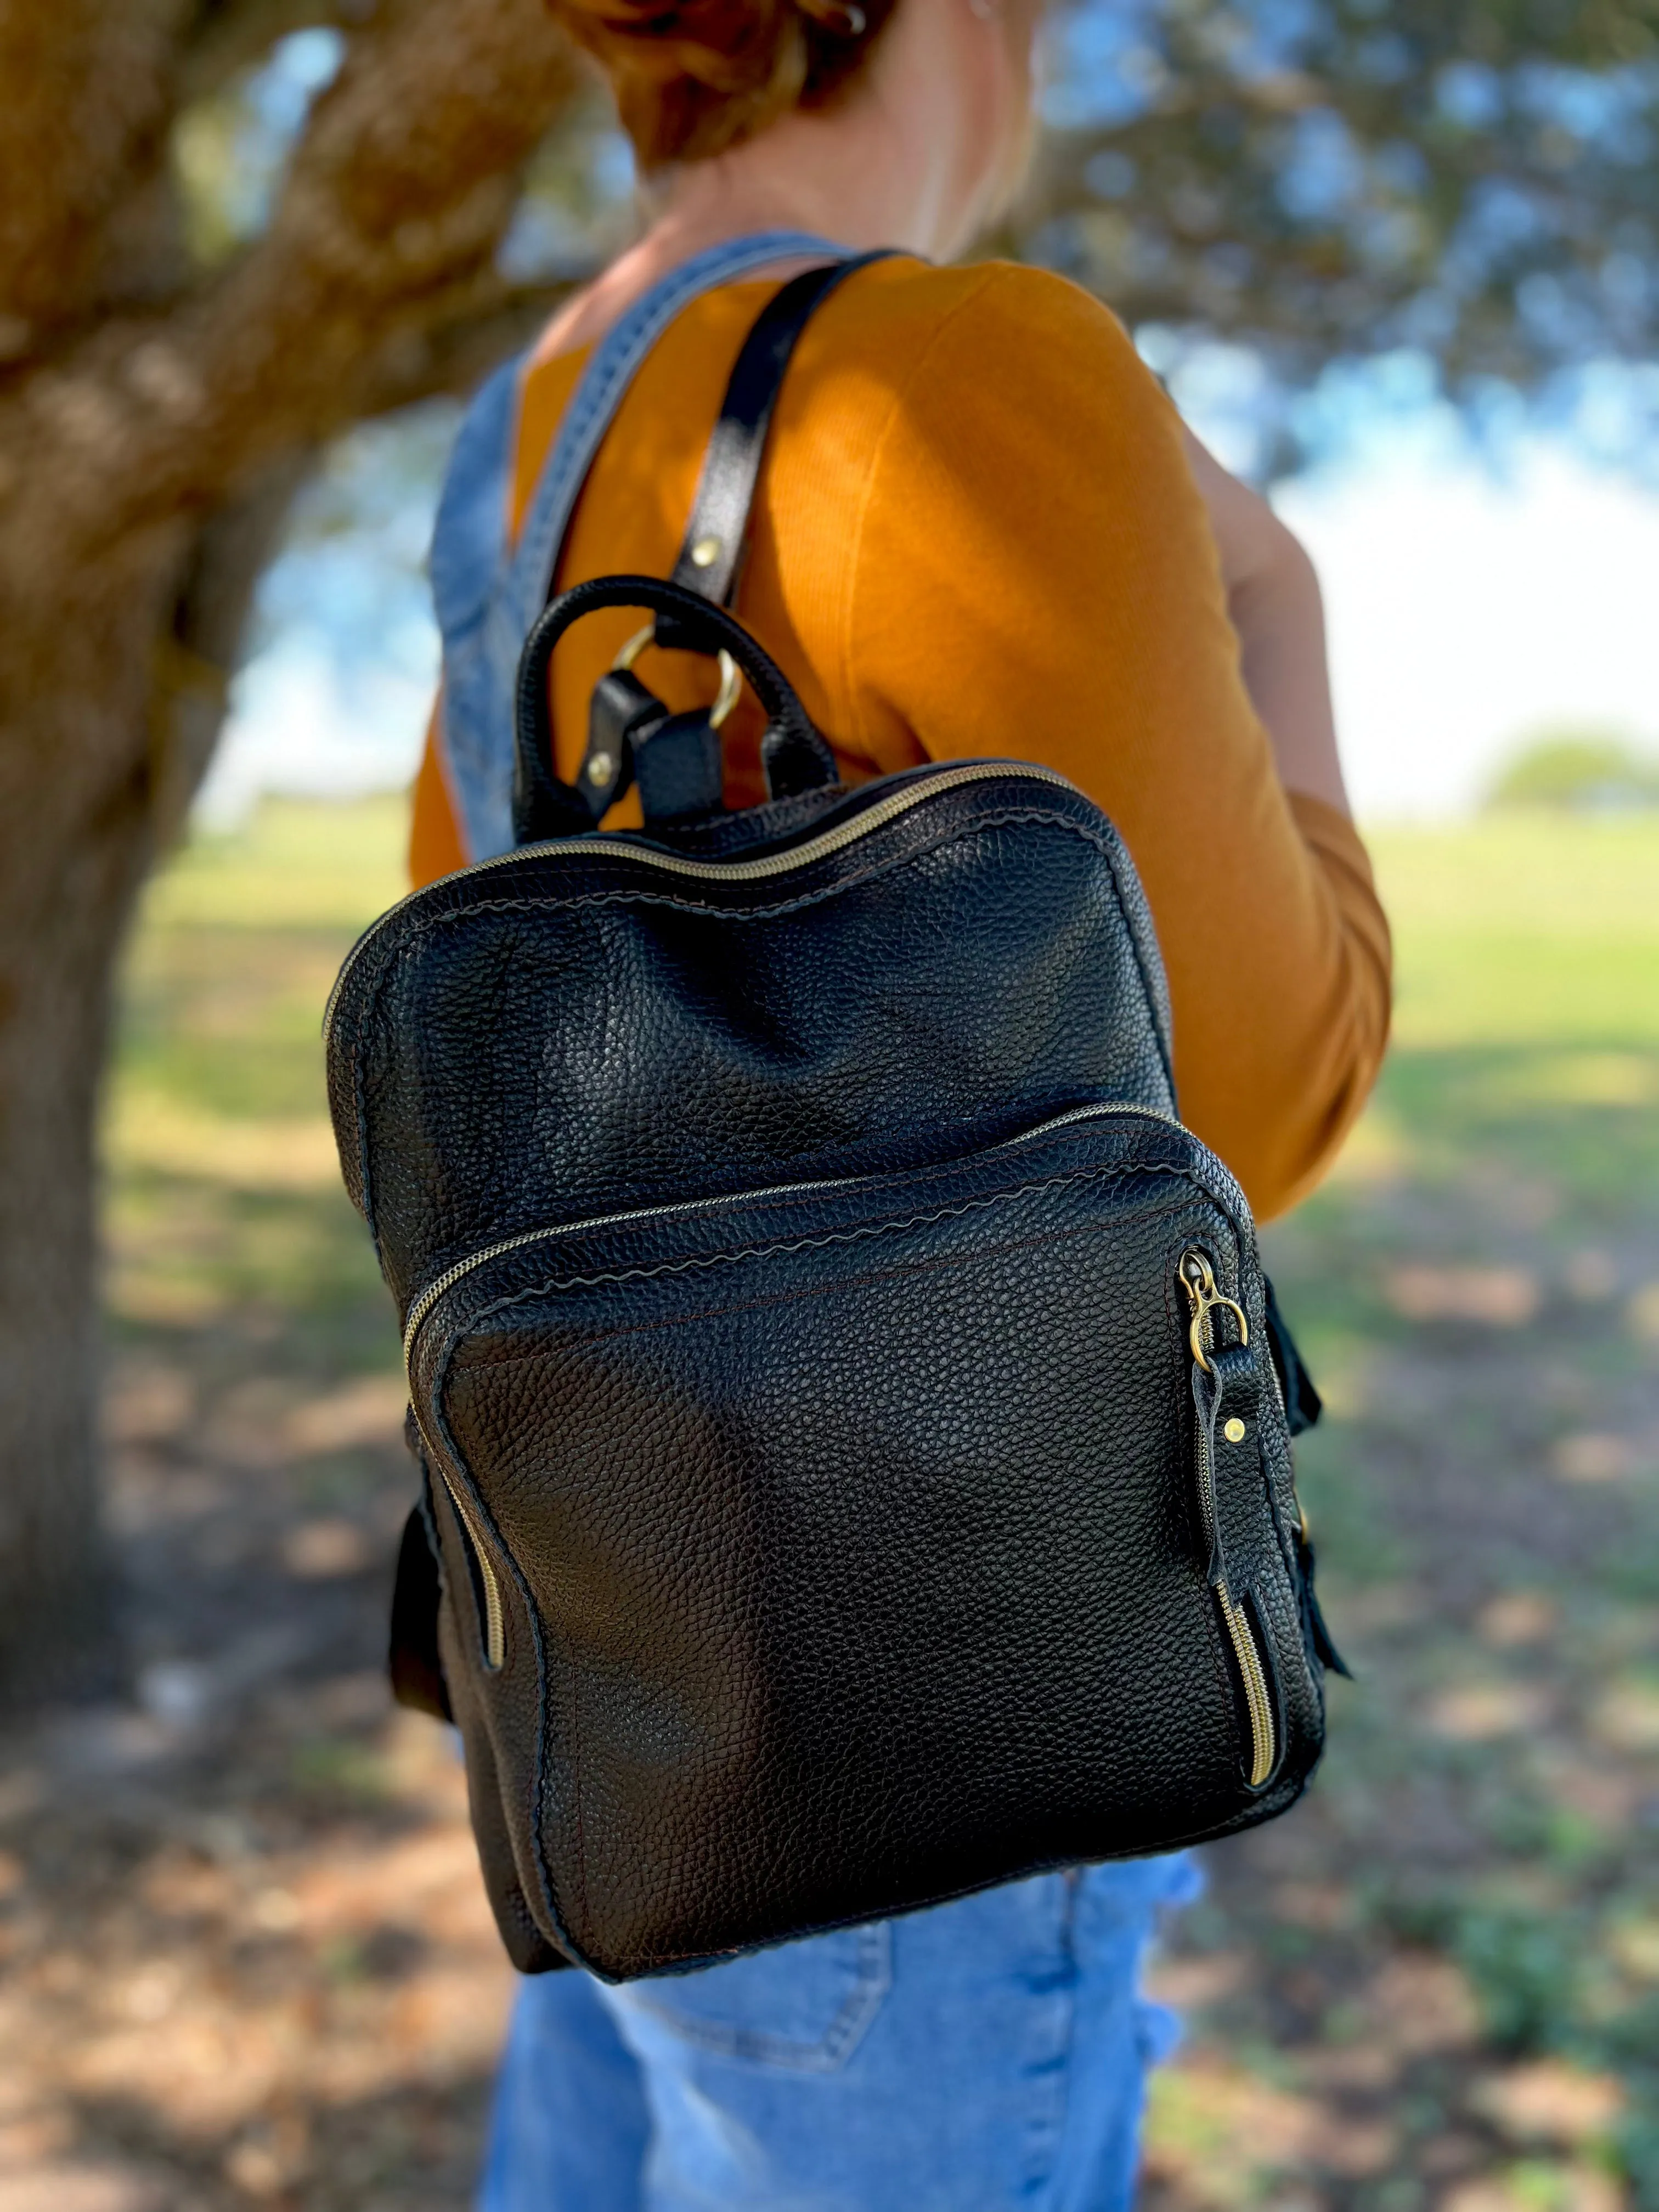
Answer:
[{"left": 548, "top": 0, "right": 900, "bottom": 165}]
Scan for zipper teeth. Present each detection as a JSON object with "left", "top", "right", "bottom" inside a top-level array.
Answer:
[
  {"left": 1219, "top": 1588, "right": 1277, "bottom": 1787},
  {"left": 1194, "top": 1397, "right": 1277, "bottom": 1788},
  {"left": 455, "top": 1482, "right": 506, "bottom": 1672},
  {"left": 413, "top": 1401, "right": 506, "bottom": 1672},
  {"left": 400, "top": 1099, "right": 1181, "bottom": 1366},
  {"left": 1182, "top": 1248, "right": 1277, "bottom": 1791},
  {"left": 324, "top": 762, "right": 1073, "bottom": 1045}
]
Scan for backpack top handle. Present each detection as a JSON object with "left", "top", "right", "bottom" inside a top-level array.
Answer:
[
  {"left": 512, "top": 574, "right": 841, "bottom": 844},
  {"left": 512, "top": 252, "right": 895, "bottom": 846}
]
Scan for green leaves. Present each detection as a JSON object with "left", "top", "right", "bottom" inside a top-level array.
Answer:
[{"left": 1016, "top": 0, "right": 1659, "bottom": 459}]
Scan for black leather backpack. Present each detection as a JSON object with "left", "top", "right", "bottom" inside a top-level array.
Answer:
[{"left": 328, "top": 258, "right": 1344, "bottom": 1982}]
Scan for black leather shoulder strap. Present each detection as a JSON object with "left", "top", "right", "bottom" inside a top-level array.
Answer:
[
  {"left": 524, "top": 249, "right": 896, "bottom": 838},
  {"left": 666, "top": 252, "right": 895, "bottom": 612}
]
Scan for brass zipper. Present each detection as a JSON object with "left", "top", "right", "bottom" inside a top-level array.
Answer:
[
  {"left": 405, "top": 1095, "right": 1179, "bottom": 1678},
  {"left": 1181, "top": 1248, "right": 1277, "bottom": 1788},
  {"left": 324, "top": 761, "right": 1075, "bottom": 1048},
  {"left": 401, "top": 1098, "right": 1179, "bottom": 1368},
  {"left": 444, "top": 1469, "right": 506, "bottom": 1674},
  {"left": 1218, "top": 1585, "right": 1276, "bottom": 1787}
]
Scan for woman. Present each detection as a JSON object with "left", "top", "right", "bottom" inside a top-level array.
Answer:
[{"left": 410, "top": 0, "right": 1392, "bottom": 2203}]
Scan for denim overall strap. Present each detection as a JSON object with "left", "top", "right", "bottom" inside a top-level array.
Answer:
[{"left": 432, "top": 229, "right": 850, "bottom": 864}]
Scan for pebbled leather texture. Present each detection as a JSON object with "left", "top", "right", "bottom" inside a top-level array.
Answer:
[
  {"left": 328, "top": 760, "right": 1331, "bottom": 1980},
  {"left": 329, "top": 767, "right": 1178, "bottom": 1316}
]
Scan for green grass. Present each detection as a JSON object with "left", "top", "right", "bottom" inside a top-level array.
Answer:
[
  {"left": 106, "top": 797, "right": 410, "bottom": 1357},
  {"left": 1264, "top": 817, "right": 1659, "bottom": 1367},
  {"left": 1375, "top": 814, "right": 1659, "bottom": 1047},
  {"left": 1362, "top": 819, "right": 1659, "bottom": 1185}
]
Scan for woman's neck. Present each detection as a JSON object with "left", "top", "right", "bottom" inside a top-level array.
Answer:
[
  {"left": 646, "top": 95, "right": 962, "bottom": 262},
  {"left": 534, "top": 66, "right": 976, "bottom": 365}
]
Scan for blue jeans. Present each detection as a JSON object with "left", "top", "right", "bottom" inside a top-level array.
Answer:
[{"left": 479, "top": 1857, "right": 1198, "bottom": 2211}]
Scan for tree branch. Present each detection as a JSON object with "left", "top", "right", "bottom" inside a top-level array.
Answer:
[
  {"left": 0, "top": 0, "right": 585, "bottom": 598},
  {"left": 0, "top": 1, "right": 190, "bottom": 337}
]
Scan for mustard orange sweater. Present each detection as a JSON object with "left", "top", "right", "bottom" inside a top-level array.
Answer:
[{"left": 412, "top": 257, "right": 1391, "bottom": 1220}]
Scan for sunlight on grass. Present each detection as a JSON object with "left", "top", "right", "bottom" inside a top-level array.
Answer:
[
  {"left": 109, "top": 1092, "right": 342, "bottom": 1189},
  {"left": 107, "top": 797, "right": 408, "bottom": 1345},
  {"left": 1370, "top": 817, "right": 1659, "bottom": 1050},
  {"left": 142, "top": 795, "right": 410, "bottom": 934}
]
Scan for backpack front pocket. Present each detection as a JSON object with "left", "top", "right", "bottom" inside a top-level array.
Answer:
[{"left": 405, "top": 1113, "right": 1308, "bottom": 1978}]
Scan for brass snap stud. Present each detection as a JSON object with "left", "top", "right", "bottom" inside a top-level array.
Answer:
[
  {"left": 1223, "top": 1417, "right": 1247, "bottom": 1443},
  {"left": 690, "top": 535, "right": 722, "bottom": 569},
  {"left": 586, "top": 752, "right": 614, "bottom": 785}
]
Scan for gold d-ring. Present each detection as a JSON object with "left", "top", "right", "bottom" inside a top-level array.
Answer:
[
  {"left": 1189, "top": 1296, "right": 1249, "bottom": 1373},
  {"left": 1181, "top": 1249, "right": 1250, "bottom": 1374},
  {"left": 611, "top": 624, "right": 742, "bottom": 731},
  {"left": 612, "top": 622, "right": 655, "bottom": 674},
  {"left": 709, "top": 650, "right": 741, "bottom": 729}
]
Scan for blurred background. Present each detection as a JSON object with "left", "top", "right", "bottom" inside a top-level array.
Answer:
[{"left": 1, "top": 2, "right": 1657, "bottom": 2208}]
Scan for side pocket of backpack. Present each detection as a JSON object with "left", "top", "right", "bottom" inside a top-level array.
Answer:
[{"left": 427, "top": 1472, "right": 573, "bottom": 1976}]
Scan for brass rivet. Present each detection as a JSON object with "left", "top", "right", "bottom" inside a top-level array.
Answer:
[
  {"left": 690, "top": 535, "right": 721, "bottom": 569},
  {"left": 586, "top": 751, "right": 613, "bottom": 785},
  {"left": 1224, "top": 1417, "right": 1246, "bottom": 1443}
]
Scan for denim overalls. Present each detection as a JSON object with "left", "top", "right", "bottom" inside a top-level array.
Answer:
[{"left": 430, "top": 228, "right": 1198, "bottom": 2212}]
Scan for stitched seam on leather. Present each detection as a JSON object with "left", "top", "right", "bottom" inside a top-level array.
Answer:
[
  {"left": 568, "top": 1598, "right": 590, "bottom": 1948},
  {"left": 400, "top": 1116, "right": 1247, "bottom": 1344},
  {"left": 1254, "top": 1522, "right": 1312, "bottom": 1711},
  {"left": 345, "top": 803, "right": 1187, "bottom": 1203},
  {"left": 450, "top": 1172, "right": 1216, "bottom": 1373},
  {"left": 535, "top": 1117, "right": 1178, "bottom": 1246},
  {"left": 1097, "top": 819, "right": 1178, "bottom": 1101},
  {"left": 1237, "top": 1305, "right": 1310, "bottom": 1671},
  {"left": 488, "top": 1212, "right": 1175, "bottom": 1365},
  {"left": 337, "top": 795, "right": 1202, "bottom": 1246},
  {"left": 421, "top": 1373, "right": 582, "bottom": 1960},
  {"left": 436, "top": 1117, "right": 1177, "bottom": 1296},
  {"left": 452, "top": 1160, "right": 1183, "bottom": 1332},
  {"left": 429, "top": 1133, "right": 1195, "bottom": 1345},
  {"left": 345, "top": 804, "right": 1114, "bottom": 1191},
  {"left": 352, "top": 802, "right": 1130, "bottom": 986},
  {"left": 1260, "top": 1420, "right": 1306, "bottom": 1605},
  {"left": 438, "top": 806, "right": 1177, "bottom": 1110},
  {"left": 350, "top": 1032, "right": 378, "bottom": 1255}
]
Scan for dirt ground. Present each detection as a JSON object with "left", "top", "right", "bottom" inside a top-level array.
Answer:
[{"left": 1, "top": 802, "right": 1656, "bottom": 2211}]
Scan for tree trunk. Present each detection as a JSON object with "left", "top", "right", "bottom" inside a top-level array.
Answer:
[
  {"left": 0, "top": 0, "right": 580, "bottom": 1707},
  {"left": 0, "top": 538, "right": 183, "bottom": 1702},
  {"left": 0, "top": 445, "right": 312, "bottom": 1702}
]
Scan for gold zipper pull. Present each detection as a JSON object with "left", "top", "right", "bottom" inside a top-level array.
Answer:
[{"left": 1180, "top": 1249, "right": 1250, "bottom": 1373}]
